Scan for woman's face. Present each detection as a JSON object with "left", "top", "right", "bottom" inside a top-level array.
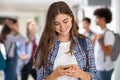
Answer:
[
  {"left": 28, "top": 21, "right": 37, "bottom": 36},
  {"left": 9, "top": 21, "right": 19, "bottom": 34},
  {"left": 54, "top": 13, "right": 72, "bottom": 37}
]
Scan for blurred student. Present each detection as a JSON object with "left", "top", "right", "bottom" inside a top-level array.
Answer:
[
  {"left": 1, "top": 18, "right": 26, "bottom": 80},
  {"left": 82, "top": 17, "right": 96, "bottom": 43},
  {"left": 21, "top": 20, "right": 39, "bottom": 80},
  {"left": 94, "top": 8, "right": 115, "bottom": 80}
]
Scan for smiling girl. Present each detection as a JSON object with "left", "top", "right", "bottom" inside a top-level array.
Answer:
[{"left": 34, "top": 1, "right": 96, "bottom": 80}]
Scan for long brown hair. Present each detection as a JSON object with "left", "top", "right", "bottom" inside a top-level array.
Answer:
[
  {"left": 34, "top": 1, "right": 83, "bottom": 69},
  {"left": 26, "top": 20, "right": 34, "bottom": 40}
]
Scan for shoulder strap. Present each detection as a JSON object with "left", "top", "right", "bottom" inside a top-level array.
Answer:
[{"left": 104, "top": 29, "right": 114, "bottom": 36}]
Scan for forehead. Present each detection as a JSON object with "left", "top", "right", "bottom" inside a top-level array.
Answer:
[
  {"left": 82, "top": 20, "right": 89, "bottom": 24},
  {"left": 54, "top": 13, "right": 70, "bottom": 22},
  {"left": 96, "top": 16, "right": 103, "bottom": 19},
  {"left": 28, "top": 22, "right": 36, "bottom": 29}
]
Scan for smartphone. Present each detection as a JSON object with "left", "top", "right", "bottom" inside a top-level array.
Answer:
[{"left": 61, "top": 65, "right": 70, "bottom": 70}]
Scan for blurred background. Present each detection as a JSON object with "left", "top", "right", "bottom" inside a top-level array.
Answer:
[
  {"left": 0, "top": 0, "right": 120, "bottom": 36},
  {"left": 0, "top": 0, "right": 120, "bottom": 80}
]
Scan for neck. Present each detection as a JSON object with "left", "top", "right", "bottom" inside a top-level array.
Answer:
[
  {"left": 58, "top": 34, "right": 70, "bottom": 42},
  {"left": 30, "top": 35, "right": 35, "bottom": 41},
  {"left": 85, "top": 28, "right": 90, "bottom": 33},
  {"left": 99, "top": 23, "right": 106, "bottom": 30}
]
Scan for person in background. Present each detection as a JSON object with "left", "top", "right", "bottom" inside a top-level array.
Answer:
[
  {"left": 82, "top": 17, "right": 96, "bottom": 44},
  {"left": 34, "top": 1, "right": 96, "bottom": 80},
  {"left": 94, "top": 8, "right": 115, "bottom": 80},
  {"left": 21, "top": 20, "right": 39, "bottom": 80},
  {"left": 0, "top": 18, "right": 27, "bottom": 80},
  {"left": 16, "top": 36, "right": 31, "bottom": 75}
]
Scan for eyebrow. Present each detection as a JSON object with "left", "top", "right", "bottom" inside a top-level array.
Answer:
[
  {"left": 63, "top": 18, "right": 68, "bottom": 21},
  {"left": 54, "top": 18, "right": 69, "bottom": 23}
]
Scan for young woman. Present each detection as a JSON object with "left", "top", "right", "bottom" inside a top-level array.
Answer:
[
  {"left": 21, "top": 20, "right": 39, "bottom": 80},
  {"left": 34, "top": 1, "right": 96, "bottom": 80}
]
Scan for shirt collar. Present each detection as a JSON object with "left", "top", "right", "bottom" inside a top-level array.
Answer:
[{"left": 101, "top": 28, "right": 108, "bottom": 34}]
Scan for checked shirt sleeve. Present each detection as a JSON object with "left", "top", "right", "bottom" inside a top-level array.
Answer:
[{"left": 86, "top": 38, "right": 97, "bottom": 80}]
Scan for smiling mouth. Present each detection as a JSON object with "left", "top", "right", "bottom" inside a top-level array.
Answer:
[{"left": 60, "top": 27, "right": 67, "bottom": 32}]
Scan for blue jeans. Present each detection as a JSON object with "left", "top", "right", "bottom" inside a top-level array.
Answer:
[{"left": 97, "top": 69, "right": 113, "bottom": 80}]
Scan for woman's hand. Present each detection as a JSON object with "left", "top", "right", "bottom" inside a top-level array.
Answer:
[
  {"left": 46, "top": 65, "right": 70, "bottom": 80},
  {"left": 53, "top": 65, "right": 69, "bottom": 78},
  {"left": 65, "top": 64, "right": 90, "bottom": 80},
  {"left": 46, "top": 64, "right": 90, "bottom": 80}
]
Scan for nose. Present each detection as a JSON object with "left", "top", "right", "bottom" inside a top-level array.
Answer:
[{"left": 60, "top": 23, "right": 65, "bottom": 30}]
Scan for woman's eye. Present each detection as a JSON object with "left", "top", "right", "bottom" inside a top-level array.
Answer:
[
  {"left": 54, "top": 23, "right": 59, "bottom": 25},
  {"left": 64, "top": 21, "right": 68, "bottom": 23}
]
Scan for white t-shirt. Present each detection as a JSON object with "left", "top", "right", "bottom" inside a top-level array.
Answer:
[
  {"left": 94, "top": 28, "right": 115, "bottom": 71},
  {"left": 53, "top": 41, "right": 78, "bottom": 80}
]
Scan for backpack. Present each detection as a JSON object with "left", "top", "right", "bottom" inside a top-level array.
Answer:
[
  {"left": 0, "top": 49, "right": 6, "bottom": 70},
  {"left": 104, "top": 29, "right": 120, "bottom": 61}
]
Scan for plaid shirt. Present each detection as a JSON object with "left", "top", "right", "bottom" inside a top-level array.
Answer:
[{"left": 37, "top": 37, "right": 96, "bottom": 80}]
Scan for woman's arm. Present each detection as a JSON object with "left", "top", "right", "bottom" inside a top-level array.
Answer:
[
  {"left": 45, "top": 72, "right": 56, "bottom": 80},
  {"left": 85, "top": 38, "right": 97, "bottom": 80},
  {"left": 18, "top": 54, "right": 30, "bottom": 60},
  {"left": 17, "top": 42, "right": 31, "bottom": 60}
]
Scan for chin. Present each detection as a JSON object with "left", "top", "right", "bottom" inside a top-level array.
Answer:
[{"left": 60, "top": 33, "right": 70, "bottom": 37}]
